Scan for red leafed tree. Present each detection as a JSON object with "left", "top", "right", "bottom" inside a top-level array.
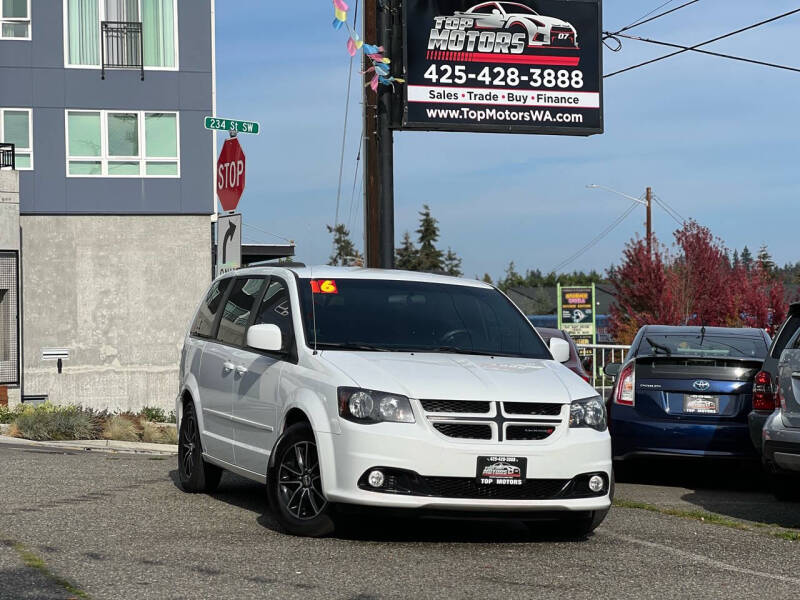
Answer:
[{"left": 609, "top": 221, "right": 786, "bottom": 343}]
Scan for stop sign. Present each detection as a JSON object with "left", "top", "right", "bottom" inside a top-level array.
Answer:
[{"left": 216, "top": 137, "right": 246, "bottom": 212}]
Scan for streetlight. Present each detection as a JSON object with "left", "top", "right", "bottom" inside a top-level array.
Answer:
[{"left": 587, "top": 184, "right": 653, "bottom": 255}]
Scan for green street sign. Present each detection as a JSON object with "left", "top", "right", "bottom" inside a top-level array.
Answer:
[{"left": 204, "top": 117, "right": 260, "bottom": 135}]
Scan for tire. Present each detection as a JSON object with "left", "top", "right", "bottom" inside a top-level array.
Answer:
[
  {"left": 769, "top": 472, "right": 800, "bottom": 501},
  {"left": 563, "top": 509, "right": 608, "bottom": 537},
  {"left": 178, "top": 402, "right": 222, "bottom": 493},
  {"left": 267, "top": 423, "right": 335, "bottom": 537}
]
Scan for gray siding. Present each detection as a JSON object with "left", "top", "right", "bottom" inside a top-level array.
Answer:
[{"left": 0, "top": 0, "right": 213, "bottom": 215}]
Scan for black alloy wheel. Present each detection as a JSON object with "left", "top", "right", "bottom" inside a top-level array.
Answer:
[
  {"left": 178, "top": 402, "right": 222, "bottom": 493},
  {"left": 268, "top": 423, "right": 335, "bottom": 537}
]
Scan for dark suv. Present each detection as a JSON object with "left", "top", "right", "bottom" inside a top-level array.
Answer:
[{"left": 747, "top": 303, "right": 800, "bottom": 453}]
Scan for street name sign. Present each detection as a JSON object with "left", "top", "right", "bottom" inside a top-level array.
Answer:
[
  {"left": 205, "top": 117, "right": 261, "bottom": 135},
  {"left": 402, "top": 0, "right": 603, "bottom": 136},
  {"left": 216, "top": 213, "right": 242, "bottom": 277},
  {"left": 216, "top": 137, "right": 246, "bottom": 212}
]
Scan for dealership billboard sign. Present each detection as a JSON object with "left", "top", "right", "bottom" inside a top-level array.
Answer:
[
  {"left": 402, "top": 0, "right": 602, "bottom": 135},
  {"left": 558, "top": 284, "right": 597, "bottom": 349}
]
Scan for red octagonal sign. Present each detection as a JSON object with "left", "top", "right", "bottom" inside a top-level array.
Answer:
[{"left": 216, "top": 137, "right": 246, "bottom": 212}]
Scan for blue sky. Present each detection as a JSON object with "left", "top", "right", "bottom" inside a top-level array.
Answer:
[{"left": 214, "top": 1, "right": 800, "bottom": 279}]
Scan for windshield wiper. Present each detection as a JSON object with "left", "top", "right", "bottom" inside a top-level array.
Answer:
[
  {"left": 645, "top": 337, "right": 672, "bottom": 356},
  {"left": 315, "top": 342, "right": 390, "bottom": 352},
  {"left": 431, "top": 346, "right": 512, "bottom": 357}
]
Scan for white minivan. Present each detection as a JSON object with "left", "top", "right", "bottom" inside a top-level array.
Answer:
[{"left": 177, "top": 266, "right": 612, "bottom": 536}]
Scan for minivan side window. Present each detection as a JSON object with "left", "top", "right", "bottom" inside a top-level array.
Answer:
[
  {"left": 216, "top": 278, "right": 268, "bottom": 347},
  {"left": 191, "top": 278, "right": 233, "bottom": 339},
  {"left": 771, "top": 315, "right": 800, "bottom": 358},
  {"left": 253, "top": 278, "right": 292, "bottom": 352}
]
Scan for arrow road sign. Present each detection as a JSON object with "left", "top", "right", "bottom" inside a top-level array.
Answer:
[
  {"left": 216, "top": 213, "right": 242, "bottom": 277},
  {"left": 205, "top": 117, "right": 260, "bottom": 135}
]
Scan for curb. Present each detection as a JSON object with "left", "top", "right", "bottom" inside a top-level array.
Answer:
[{"left": 0, "top": 434, "right": 178, "bottom": 455}]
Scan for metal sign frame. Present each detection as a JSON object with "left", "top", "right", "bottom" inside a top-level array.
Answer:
[
  {"left": 216, "top": 214, "right": 242, "bottom": 278},
  {"left": 400, "top": 0, "right": 603, "bottom": 136}
]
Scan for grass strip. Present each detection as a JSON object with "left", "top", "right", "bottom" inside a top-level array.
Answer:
[
  {"left": 5, "top": 539, "right": 91, "bottom": 599},
  {"left": 614, "top": 498, "right": 800, "bottom": 542}
]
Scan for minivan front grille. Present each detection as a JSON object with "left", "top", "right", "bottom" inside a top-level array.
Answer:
[
  {"left": 423, "top": 477, "right": 568, "bottom": 500},
  {"left": 506, "top": 425, "right": 555, "bottom": 441},
  {"left": 433, "top": 422, "right": 492, "bottom": 440},
  {"left": 503, "top": 402, "right": 562, "bottom": 416},
  {"left": 420, "top": 399, "right": 491, "bottom": 414}
]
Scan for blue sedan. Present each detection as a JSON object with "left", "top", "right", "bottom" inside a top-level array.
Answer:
[{"left": 606, "top": 325, "right": 770, "bottom": 461}]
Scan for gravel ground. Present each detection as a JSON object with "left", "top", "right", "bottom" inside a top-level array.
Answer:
[{"left": 1, "top": 445, "right": 799, "bottom": 600}]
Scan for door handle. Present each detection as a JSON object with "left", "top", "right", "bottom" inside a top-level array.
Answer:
[
  {"left": 223, "top": 362, "right": 235, "bottom": 373},
  {"left": 235, "top": 365, "right": 248, "bottom": 375}
]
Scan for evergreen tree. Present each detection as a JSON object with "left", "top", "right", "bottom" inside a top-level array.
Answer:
[
  {"left": 481, "top": 273, "right": 493, "bottom": 284},
  {"left": 444, "top": 248, "right": 463, "bottom": 277},
  {"left": 415, "top": 204, "right": 445, "bottom": 272},
  {"left": 732, "top": 249, "right": 740, "bottom": 268},
  {"left": 741, "top": 246, "right": 753, "bottom": 271},
  {"left": 395, "top": 231, "right": 419, "bottom": 271},
  {"left": 326, "top": 224, "right": 363, "bottom": 266},
  {"left": 757, "top": 244, "right": 776, "bottom": 276}
]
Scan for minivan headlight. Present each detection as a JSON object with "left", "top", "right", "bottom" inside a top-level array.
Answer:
[
  {"left": 569, "top": 396, "right": 607, "bottom": 431},
  {"left": 338, "top": 387, "right": 415, "bottom": 424}
]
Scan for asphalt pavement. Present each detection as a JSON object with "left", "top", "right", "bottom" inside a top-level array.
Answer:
[{"left": 2, "top": 445, "right": 800, "bottom": 600}]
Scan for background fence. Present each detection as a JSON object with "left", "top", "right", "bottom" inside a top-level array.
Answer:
[{"left": 577, "top": 343, "right": 630, "bottom": 397}]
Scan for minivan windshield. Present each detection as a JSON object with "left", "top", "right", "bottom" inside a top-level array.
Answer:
[
  {"left": 638, "top": 333, "right": 768, "bottom": 360},
  {"left": 298, "top": 278, "right": 551, "bottom": 359}
]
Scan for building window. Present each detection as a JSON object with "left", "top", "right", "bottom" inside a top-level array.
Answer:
[
  {"left": 65, "top": 0, "right": 177, "bottom": 68},
  {"left": 1, "top": 0, "right": 30, "bottom": 39},
  {"left": 0, "top": 108, "right": 33, "bottom": 170},
  {"left": 66, "top": 109, "right": 179, "bottom": 177},
  {"left": 0, "top": 252, "right": 19, "bottom": 387}
]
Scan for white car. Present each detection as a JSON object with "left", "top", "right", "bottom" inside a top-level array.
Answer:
[
  {"left": 456, "top": 2, "right": 578, "bottom": 48},
  {"left": 177, "top": 266, "right": 611, "bottom": 537}
]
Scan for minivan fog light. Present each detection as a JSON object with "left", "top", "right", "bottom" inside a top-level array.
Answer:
[
  {"left": 589, "top": 475, "right": 604, "bottom": 493},
  {"left": 368, "top": 470, "right": 385, "bottom": 488}
]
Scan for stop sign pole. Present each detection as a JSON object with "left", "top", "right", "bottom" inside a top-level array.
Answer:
[{"left": 216, "top": 135, "right": 245, "bottom": 212}]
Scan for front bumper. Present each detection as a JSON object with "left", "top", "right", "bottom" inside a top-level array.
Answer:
[
  {"left": 314, "top": 421, "right": 611, "bottom": 512},
  {"left": 763, "top": 411, "right": 800, "bottom": 473}
]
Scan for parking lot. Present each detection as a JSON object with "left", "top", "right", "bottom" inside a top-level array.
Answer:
[{"left": 1, "top": 444, "right": 799, "bottom": 600}]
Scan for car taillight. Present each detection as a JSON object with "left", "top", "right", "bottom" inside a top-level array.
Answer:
[
  {"left": 614, "top": 363, "right": 635, "bottom": 406},
  {"left": 752, "top": 370, "right": 776, "bottom": 411},
  {"left": 569, "top": 366, "right": 592, "bottom": 384}
]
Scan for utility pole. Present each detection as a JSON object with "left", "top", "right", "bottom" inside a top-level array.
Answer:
[
  {"left": 363, "top": 0, "right": 395, "bottom": 268},
  {"left": 645, "top": 186, "right": 652, "bottom": 256}
]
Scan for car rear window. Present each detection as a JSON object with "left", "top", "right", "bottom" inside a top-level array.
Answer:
[{"left": 637, "top": 333, "right": 767, "bottom": 360}]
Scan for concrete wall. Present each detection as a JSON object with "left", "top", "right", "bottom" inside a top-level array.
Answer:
[{"left": 21, "top": 215, "right": 211, "bottom": 412}]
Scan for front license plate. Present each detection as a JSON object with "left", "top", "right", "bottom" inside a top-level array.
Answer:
[
  {"left": 476, "top": 456, "right": 527, "bottom": 486},
  {"left": 684, "top": 394, "right": 720, "bottom": 414}
]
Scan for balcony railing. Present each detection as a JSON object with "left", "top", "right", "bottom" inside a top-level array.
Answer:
[
  {"left": 0, "top": 144, "right": 14, "bottom": 170},
  {"left": 101, "top": 21, "right": 144, "bottom": 81}
]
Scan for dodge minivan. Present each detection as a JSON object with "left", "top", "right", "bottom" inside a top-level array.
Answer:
[{"left": 177, "top": 266, "right": 612, "bottom": 536}]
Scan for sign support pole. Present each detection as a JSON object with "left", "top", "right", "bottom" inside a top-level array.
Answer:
[{"left": 364, "top": 0, "right": 396, "bottom": 269}]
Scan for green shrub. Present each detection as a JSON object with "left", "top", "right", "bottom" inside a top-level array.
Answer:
[
  {"left": 0, "top": 404, "right": 22, "bottom": 425},
  {"left": 139, "top": 406, "right": 167, "bottom": 423},
  {"left": 13, "top": 404, "right": 100, "bottom": 441}
]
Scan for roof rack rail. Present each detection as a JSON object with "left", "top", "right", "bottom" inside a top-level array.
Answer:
[{"left": 246, "top": 260, "right": 306, "bottom": 268}]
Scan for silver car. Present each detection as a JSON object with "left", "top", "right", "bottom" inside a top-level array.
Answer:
[{"left": 762, "top": 324, "right": 800, "bottom": 499}]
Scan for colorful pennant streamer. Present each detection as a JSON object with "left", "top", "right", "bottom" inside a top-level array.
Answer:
[{"left": 331, "top": 1, "right": 404, "bottom": 90}]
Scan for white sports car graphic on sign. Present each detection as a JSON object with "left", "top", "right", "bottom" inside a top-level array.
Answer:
[{"left": 455, "top": 2, "right": 578, "bottom": 48}]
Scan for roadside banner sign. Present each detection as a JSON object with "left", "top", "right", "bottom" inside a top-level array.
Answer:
[
  {"left": 205, "top": 117, "right": 260, "bottom": 135},
  {"left": 558, "top": 284, "right": 597, "bottom": 351},
  {"left": 216, "top": 213, "right": 242, "bottom": 277},
  {"left": 401, "top": 0, "right": 603, "bottom": 135},
  {"left": 216, "top": 137, "right": 246, "bottom": 212}
]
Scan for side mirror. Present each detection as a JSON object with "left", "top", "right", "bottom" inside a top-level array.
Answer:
[
  {"left": 247, "top": 324, "right": 283, "bottom": 353},
  {"left": 549, "top": 338, "right": 570, "bottom": 364},
  {"left": 604, "top": 363, "right": 622, "bottom": 378}
]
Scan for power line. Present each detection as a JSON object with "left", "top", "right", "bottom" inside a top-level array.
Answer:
[
  {"left": 614, "top": 32, "right": 800, "bottom": 74},
  {"left": 550, "top": 202, "right": 640, "bottom": 273},
  {"left": 654, "top": 194, "right": 685, "bottom": 223},
  {"left": 605, "top": 8, "right": 800, "bottom": 78},
  {"left": 653, "top": 196, "right": 684, "bottom": 227},
  {"left": 242, "top": 222, "right": 293, "bottom": 244},
  {"left": 612, "top": 0, "right": 701, "bottom": 37},
  {"left": 347, "top": 129, "right": 364, "bottom": 231}
]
